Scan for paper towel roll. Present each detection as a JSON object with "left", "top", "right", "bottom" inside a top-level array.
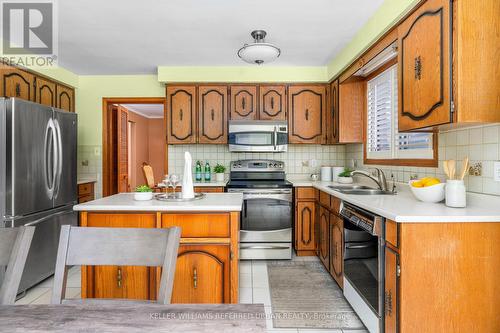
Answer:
[
  {"left": 332, "top": 166, "right": 345, "bottom": 182},
  {"left": 320, "top": 166, "right": 332, "bottom": 182}
]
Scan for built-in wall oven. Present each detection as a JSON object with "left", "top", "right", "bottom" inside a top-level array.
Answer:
[
  {"left": 226, "top": 159, "right": 292, "bottom": 260},
  {"left": 340, "top": 202, "right": 384, "bottom": 333},
  {"left": 228, "top": 120, "right": 288, "bottom": 152}
]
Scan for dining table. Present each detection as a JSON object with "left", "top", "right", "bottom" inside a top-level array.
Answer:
[{"left": 0, "top": 303, "right": 267, "bottom": 332}]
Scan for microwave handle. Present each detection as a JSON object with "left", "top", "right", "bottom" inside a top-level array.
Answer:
[{"left": 273, "top": 126, "right": 278, "bottom": 151}]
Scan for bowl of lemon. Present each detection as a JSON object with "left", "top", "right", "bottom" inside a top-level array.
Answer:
[{"left": 409, "top": 177, "right": 445, "bottom": 203}]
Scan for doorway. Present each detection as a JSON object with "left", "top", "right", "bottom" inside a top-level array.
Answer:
[{"left": 102, "top": 97, "right": 167, "bottom": 197}]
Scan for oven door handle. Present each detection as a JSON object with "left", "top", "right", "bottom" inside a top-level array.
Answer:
[
  {"left": 345, "top": 242, "right": 375, "bottom": 249},
  {"left": 243, "top": 194, "right": 292, "bottom": 202}
]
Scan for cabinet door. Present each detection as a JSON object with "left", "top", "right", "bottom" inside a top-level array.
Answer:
[
  {"left": 55, "top": 84, "right": 74, "bottom": 112},
  {"left": 166, "top": 85, "right": 197, "bottom": 144},
  {"left": 288, "top": 85, "right": 326, "bottom": 144},
  {"left": 0, "top": 67, "right": 34, "bottom": 101},
  {"left": 328, "top": 80, "right": 339, "bottom": 144},
  {"left": 198, "top": 85, "right": 228, "bottom": 144},
  {"left": 295, "top": 201, "right": 316, "bottom": 251},
  {"left": 83, "top": 213, "right": 157, "bottom": 300},
  {"left": 329, "top": 213, "right": 343, "bottom": 288},
  {"left": 35, "top": 77, "right": 56, "bottom": 107},
  {"left": 318, "top": 206, "right": 330, "bottom": 269},
  {"left": 230, "top": 85, "right": 257, "bottom": 120},
  {"left": 171, "top": 244, "right": 230, "bottom": 304},
  {"left": 385, "top": 247, "right": 400, "bottom": 333},
  {"left": 259, "top": 85, "right": 286, "bottom": 120},
  {"left": 398, "top": 0, "right": 451, "bottom": 131}
]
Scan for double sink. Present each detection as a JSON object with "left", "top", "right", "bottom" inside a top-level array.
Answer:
[{"left": 328, "top": 185, "right": 396, "bottom": 195}]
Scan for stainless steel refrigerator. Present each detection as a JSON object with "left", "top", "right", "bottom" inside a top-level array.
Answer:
[{"left": 0, "top": 98, "right": 78, "bottom": 294}]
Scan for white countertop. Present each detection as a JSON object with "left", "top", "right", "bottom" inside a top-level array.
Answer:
[
  {"left": 290, "top": 177, "right": 500, "bottom": 223},
  {"left": 157, "top": 180, "right": 228, "bottom": 188},
  {"left": 73, "top": 193, "right": 243, "bottom": 212},
  {"left": 77, "top": 178, "right": 97, "bottom": 185}
]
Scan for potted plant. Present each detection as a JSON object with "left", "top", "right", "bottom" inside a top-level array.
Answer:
[
  {"left": 337, "top": 168, "right": 354, "bottom": 184},
  {"left": 134, "top": 184, "right": 153, "bottom": 201},
  {"left": 214, "top": 164, "right": 226, "bottom": 182}
]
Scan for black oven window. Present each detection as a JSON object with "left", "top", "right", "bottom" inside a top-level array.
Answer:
[{"left": 242, "top": 198, "right": 291, "bottom": 231}]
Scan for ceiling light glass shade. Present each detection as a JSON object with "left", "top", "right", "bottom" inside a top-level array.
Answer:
[{"left": 237, "top": 30, "right": 281, "bottom": 65}]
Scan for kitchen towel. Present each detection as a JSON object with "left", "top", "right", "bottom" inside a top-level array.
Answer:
[{"left": 181, "top": 152, "right": 195, "bottom": 199}]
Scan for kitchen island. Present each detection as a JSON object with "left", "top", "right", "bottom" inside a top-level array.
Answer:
[{"left": 73, "top": 192, "right": 243, "bottom": 304}]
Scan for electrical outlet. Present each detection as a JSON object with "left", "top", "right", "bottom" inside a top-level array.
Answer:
[
  {"left": 94, "top": 147, "right": 101, "bottom": 156},
  {"left": 494, "top": 162, "right": 500, "bottom": 182}
]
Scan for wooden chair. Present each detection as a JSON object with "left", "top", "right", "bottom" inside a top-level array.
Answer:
[
  {"left": 51, "top": 225, "right": 181, "bottom": 305},
  {"left": 0, "top": 226, "right": 35, "bottom": 305}
]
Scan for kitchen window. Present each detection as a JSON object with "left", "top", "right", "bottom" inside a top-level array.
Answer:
[{"left": 365, "top": 64, "right": 436, "bottom": 165}]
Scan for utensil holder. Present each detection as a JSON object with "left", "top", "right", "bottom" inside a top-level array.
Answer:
[{"left": 445, "top": 180, "right": 466, "bottom": 208}]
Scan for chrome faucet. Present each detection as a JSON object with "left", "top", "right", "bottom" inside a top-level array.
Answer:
[{"left": 351, "top": 168, "right": 389, "bottom": 191}]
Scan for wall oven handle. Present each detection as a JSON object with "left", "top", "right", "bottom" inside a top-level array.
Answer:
[{"left": 345, "top": 242, "right": 374, "bottom": 249}]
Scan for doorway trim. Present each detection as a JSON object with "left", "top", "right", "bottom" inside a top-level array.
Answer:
[{"left": 102, "top": 97, "right": 167, "bottom": 197}]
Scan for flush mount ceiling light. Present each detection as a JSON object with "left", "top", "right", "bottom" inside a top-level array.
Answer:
[{"left": 237, "top": 30, "right": 281, "bottom": 65}]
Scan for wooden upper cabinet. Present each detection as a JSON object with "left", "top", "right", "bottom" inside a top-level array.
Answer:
[
  {"left": 35, "top": 77, "right": 56, "bottom": 107},
  {"left": 295, "top": 201, "right": 316, "bottom": 252},
  {"left": 166, "top": 85, "right": 197, "bottom": 144},
  {"left": 398, "top": 0, "right": 451, "bottom": 131},
  {"left": 0, "top": 67, "right": 34, "bottom": 101},
  {"left": 171, "top": 244, "right": 230, "bottom": 304},
  {"left": 329, "top": 213, "right": 343, "bottom": 289},
  {"left": 259, "top": 85, "right": 286, "bottom": 120},
  {"left": 56, "top": 84, "right": 75, "bottom": 112},
  {"left": 328, "top": 80, "right": 339, "bottom": 144},
  {"left": 230, "top": 85, "right": 257, "bottom": 120},
  {"left": 288, "top": 85, "right": 326, "bottom": 144},
  {"left": 198, "top": 85, "right": 228, "bottom": 144}
]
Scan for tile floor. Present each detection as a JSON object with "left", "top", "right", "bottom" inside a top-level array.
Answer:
[{"left": 15, "top": 257, "right": 367, "bottom": 333}]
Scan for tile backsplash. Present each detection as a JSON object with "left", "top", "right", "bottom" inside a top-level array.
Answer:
[
  {"left": 167, "top": 144, "right": 346, "bottom": 178},
  {"left": 77, "top": 145, "right": 102, "bottom": 198},
  {"left": 345, "top": 124, "right": 500, "bottom": 196}
]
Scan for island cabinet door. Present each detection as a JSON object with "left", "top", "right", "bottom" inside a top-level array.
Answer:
[
  {"left": 198, "top": 85, "right": 228, "bottom": 144},
  {"left": 171, "top": 244, "right": 230, "bottom": 304},
  {"left": 81, "top": 213, "right": 157, "bottom": 300}
]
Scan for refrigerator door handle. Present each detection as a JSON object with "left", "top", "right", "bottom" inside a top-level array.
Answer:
[
  {"left": 44, "top": 119, "right": 57, "bottom": 198},
  {"left": 24, "top": 209, "right": 73, "bottom": 227},
  {"left": 53, "top": 118, "right": 63, "bottom": 199}
]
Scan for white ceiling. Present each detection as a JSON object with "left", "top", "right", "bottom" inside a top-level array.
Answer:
[
  {"left": 58, "top": 0, "right": 384, "bottom": 75},
  {"left": 121, "top": 104, "right": 164, "bottom": 118}
]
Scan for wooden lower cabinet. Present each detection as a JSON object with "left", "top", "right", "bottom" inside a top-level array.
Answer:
[
  {"left": 80, "top": 211, "right": 239, "bottom": 304},
  {"left": 318, "top": 206, "right": 330, "bottom": 268},
  {"left": 295, "top": 201, "right": 316, "bottom": 254},
  {"left": 171, "top": 244, "right": 230, "bottom": 303},
  {"left": 385, "top": 246, "right": 399, "bottom": 333},
  {"left": 329, "top": 213, "right": 343, "bottom": 288}
]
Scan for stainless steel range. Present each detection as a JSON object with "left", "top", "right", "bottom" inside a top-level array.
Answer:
[{"left": 226, "top": 159, "right": 292, "bottom": 260}]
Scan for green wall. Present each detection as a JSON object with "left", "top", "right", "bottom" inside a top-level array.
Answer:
[
  {"left": 327, "top": 0, "right": 419, "bottom": 79},
  {"left": 76, "top": 75, "right": 164, "bottom": 146}
]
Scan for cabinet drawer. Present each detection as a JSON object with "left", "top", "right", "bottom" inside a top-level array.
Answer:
[
  {"left": 78, "top": 183, "right": 94, "bottom": 196},
  {"left": 330, "top": 196, "right": 341, "bottom": 215},
  {"left": 194, "top": 187, "right": 224, "bottom": 193},
  {"left": 78, "top": 195, "right": 94, "bottom": 203},
  {"left": 162, "top": 213, "right": 230, "bottom": 238},
  {"left": 319, "top": 191, "right": 331, "bottom": 208},
  {"left": 296, "top": 187, "right": 316, "bottom": 200}
]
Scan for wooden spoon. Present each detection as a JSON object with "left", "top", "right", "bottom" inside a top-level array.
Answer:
[
  {"left": 448, "top": 160, "right": 456, "bottom": 180},
  {"left": 459, "top": 157, "right": 469, "bottom": 180}
]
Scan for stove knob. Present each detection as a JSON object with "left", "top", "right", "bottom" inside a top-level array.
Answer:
[
  {"left": 278, "top": 163, "right": 283, "bottom": 168},
  {"left": 269, "top": 164, "right": 274, "bottom": 168}
]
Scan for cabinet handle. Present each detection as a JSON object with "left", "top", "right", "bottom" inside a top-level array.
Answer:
[
  {"left": 385, "top": 290, "right": 393, "bottom": 317},
  {"left": 193, "top": 267, "right": 198, "bottom": 289},
  {"left": 242, "top": 97, "right": 246, "bottom": 110},
  {"left": 179, "top": 109, "right": 183, "bottom": 121},
  {"left": 15, "top": 83, "right": 21, "bottom": 97},
  {"left": 270, "top": 96, "right": 274, "bottom": 109},
  {"left": 117, "top": 267, "right": 122, "bottom": 288},
  {"left": 414, "top": 56, "right": 422, "bottom": 80},
  {"left": 211, "top": 109, "right": 214, "bottom": 121},
  {"left": 305, "top": 108, "right": 309, "bottom": 121}
]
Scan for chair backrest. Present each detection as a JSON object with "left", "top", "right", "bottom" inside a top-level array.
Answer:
[
  {"left": 51, "top": 225, "right": 181, "bottom": 305},
  {"left": 142, "top": 163, "right": 155, "bottom": 188},
  {"left": 0, "top": 226, "right": 35, "bottom": 305}
]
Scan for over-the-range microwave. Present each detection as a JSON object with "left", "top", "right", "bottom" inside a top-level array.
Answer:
[{"left": 228, "top": 120, "right": 288, "bottom": 152}]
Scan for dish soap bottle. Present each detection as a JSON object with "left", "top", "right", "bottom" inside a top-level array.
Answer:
[
  {"left": 204, "top": 161, "right": 211, "bottom": 182},
  {"left": 195, "top": 161, "right": 202, "bottom": 182}
]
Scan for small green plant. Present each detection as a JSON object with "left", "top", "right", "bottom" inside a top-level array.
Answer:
[
  {"left": 214, "top": 163, "right": 226, "bottom": 174},
  {"left": 135, "top": 185, "right": 153, "bottom": 192},
  {"left": 338, "top": 168, "right": 353, "bottom": 178}
]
